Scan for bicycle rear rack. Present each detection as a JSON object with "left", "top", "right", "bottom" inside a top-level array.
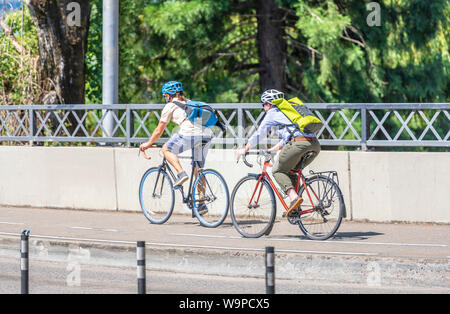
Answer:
[
  {"left": 308, "top": 170, "right": 340, "bottom": 187},
  {"left": 307, "top": 170, "right": 347, "bottom": 218}
]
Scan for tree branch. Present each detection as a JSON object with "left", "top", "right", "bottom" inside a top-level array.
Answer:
[{"left": 0, "top": 20, "right": 27, "bottom": 55}]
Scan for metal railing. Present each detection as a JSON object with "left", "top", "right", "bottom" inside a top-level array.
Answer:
[{"left": 0, "top": 103, "right": 449, "bottom": 149}]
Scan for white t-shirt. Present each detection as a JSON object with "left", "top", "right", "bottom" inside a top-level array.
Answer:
[{"left": 159, "top": 97, "right": 214, "bottom": 137}]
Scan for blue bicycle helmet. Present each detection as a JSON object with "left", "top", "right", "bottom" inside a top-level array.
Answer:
[{"left": 162, "top": 81, "right": 183, "bottom": 95}]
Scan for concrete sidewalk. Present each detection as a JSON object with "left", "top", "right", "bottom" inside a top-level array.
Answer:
[{"left": 0, "top": 206, "right": 449, "bottom": 291}]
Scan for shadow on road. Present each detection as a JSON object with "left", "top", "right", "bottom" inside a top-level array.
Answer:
[{"left": 281, "top": 231, "right": 384, "bottom": 241}]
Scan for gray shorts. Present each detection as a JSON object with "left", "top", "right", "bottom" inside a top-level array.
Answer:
[{"left": 165, "top": 133, "right": 212, "bottom": 168}]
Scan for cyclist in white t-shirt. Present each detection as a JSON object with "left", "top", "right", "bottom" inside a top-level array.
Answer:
[{"left": 139, "top": 81, "right": 213, "bottom": 189}]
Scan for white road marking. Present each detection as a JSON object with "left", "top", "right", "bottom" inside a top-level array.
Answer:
[
  {"left": 171, "top": 233, "right": 450, "bottom": 248},
  {"left": 71, "top": 226, "right": 118, "bottom": 232},
  {"left": 0, "top": 222, "right": 24, "bottom": 225}
]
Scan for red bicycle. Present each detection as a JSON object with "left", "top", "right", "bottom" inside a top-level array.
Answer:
[{"left": 231, "top": 151, "right": 345, "bottom": 240}]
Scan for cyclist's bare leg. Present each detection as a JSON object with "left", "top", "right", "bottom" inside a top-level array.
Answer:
[
  {"left": 287, "top": 189, "right": 299, "bottom": 202},
  {"left": 162, "top": 144, "right": 184, "bottom": 174},
  {"left": 193, "top": 167, "right": 208, "bottom": 215}
]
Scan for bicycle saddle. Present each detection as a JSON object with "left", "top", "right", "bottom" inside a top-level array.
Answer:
[{"left": 299, "top": 151, "right": 317, "bottom": 169}]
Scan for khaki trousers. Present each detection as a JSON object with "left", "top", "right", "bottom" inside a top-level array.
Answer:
[{"left": 272, "top": 138, "right": 320, "bottom": 193}]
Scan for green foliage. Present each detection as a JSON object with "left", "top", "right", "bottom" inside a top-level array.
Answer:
[
  {"left": 117, "top": 0, "right": 260, "bottom": 104},
  {"left": 291, "top": 0, "right": 449, "bottom": 103},
  {"left": 1, "top": 0, "right": 448, "bottom": 151},
  {"left": 85, "top": 0, "right": 102, "bottom": 105},
  {"left": 0, "top": 7, "right": 39, "bottom": 105},
  {"left": 104, "top": 0, "right": 448, "bottom": 106}
]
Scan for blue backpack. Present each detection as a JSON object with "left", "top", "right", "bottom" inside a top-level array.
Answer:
[{"left": 173, "top": 101, "right": 225, "bottom": 131}]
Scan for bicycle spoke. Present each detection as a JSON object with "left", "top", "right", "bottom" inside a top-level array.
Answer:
[
  {"left": 139, "top": 168, "right": 174, "bottom": 224},
  {"left": 297, "top": 176, "right": 343, "bottom": 240},
  {"left": 192, "top": 170, "right": 229, "bottom": 228},
  {"left": 231, "top": 176, "right": 276, "bottom": 238}
]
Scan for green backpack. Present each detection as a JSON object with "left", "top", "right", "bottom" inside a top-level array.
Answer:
[{"left": 272, "top": 97, "right": 323, "bottom": 134}]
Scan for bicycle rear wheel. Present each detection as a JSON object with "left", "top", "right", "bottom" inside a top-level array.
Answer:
[
  {"left": 139, "top": 167, "right": 175, "bottom": 224},
  {"left": 230, "top": 176, "right": 276, "bottom": 238},
  {"left": 297, "top": 175, "right": 344, "bottom": 240},
  {"left": 192, "top": 169, "right": 229, "bottom": 228}
]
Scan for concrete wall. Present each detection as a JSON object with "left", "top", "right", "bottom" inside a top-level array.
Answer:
[{"left": 0, "top": 146, "right": 449, "bottom": 223}]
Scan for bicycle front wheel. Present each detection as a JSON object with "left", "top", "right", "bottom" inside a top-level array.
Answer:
[
  {"left": 230, "top": 176, "right": 276, "bottom": 238},
  {"left": 192, "top": 169, "right": 229, "bottom": 228},
  {"left": 139, "top": 167, "right": 175, "bottom": 224},
  {"left": 297, "top": 175, "right": 344, "bottom": 240}
]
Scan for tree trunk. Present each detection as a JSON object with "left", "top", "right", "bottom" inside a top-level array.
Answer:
[
  {"left": 256, "top": 0, "right": 287, "bottom": 92},
  {"left": 27, "top": 0, "right": 91, "bottom": 105}
]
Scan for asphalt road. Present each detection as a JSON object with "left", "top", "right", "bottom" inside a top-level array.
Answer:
[
  {"left": 1, "top": 206, "right": 449, "bottom": 259},
  {"left": 0, "top": 206, "right": 449, "bottom": 294},
  {"left": 1, "top": 256, "right": 446, "bottom": 294}
]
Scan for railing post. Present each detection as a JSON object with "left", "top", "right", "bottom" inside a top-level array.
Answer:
[
  {"left": 236, "top": 107, "right": 248, "bottom": 149},
  {"left": 361, "top": 107, "right": 368, "bottom": 151},
  {"left": 265, "top": 246, "right": 275, "bottom": 294},
  {"left": 21, "top": 229, "right": 30, "bottom": 294},
  {"left": 28, "top": 108, "right": 35, "bottom": 146},
  {"left": 126, "top": 106, "right": 132, "bottom": 147},
  {"left": 237, "top": 107, "right": 244, "bottom": 148},
  {"left": 137, "top": 241, "right": 146, "bottom": 294}
]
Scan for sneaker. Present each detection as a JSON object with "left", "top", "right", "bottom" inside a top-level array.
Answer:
[
  {"left": 285, "top": 197, "right": 303, "bottom": 218},
  {"left": 197, "top": 204, "right": 208, "bottom": 216},
  {"left": 174, "top": 171, "right": 189, "bottom": 187}
]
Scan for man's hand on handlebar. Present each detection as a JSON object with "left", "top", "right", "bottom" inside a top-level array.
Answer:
[
  {"left": 235, "top": 147, "right": 247, "bottom": 162},
  {"left": 138, "top": 142, "right": 160, "bottom": 160},
  {"left": 267, "top": 142, "right": 283, "bottom": 153},
  {"left": 139, "top": 142, "right": 151, "bottom": 152},
  {"left": 236, "top": 149, "right": 274, "bottom": 168}
]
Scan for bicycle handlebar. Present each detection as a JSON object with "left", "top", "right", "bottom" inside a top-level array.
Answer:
[
  {"left": 243, "top": 154, "right": 253, "bottom": 168},
  {"left": 241, "top": 150, "right": 273, "bottom": 168},
  {"left": 138, "top": 149, "right": 152, "bottom": 160},
  {"left": 138, "top": 144, "right": 163, "bottom": 160}
]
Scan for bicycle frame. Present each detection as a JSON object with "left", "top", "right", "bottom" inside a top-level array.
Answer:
[
  {"left": 156, "top": 158, "right": 193, "bottom": 208},
  {"left": 249, "top": 159, "right": 320, "bottom": 216},
  {"left": 155, "top": 155, "right": 215, "bottom": 212}
]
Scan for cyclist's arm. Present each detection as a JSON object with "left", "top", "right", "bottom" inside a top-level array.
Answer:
[
  {"left": 140, "top": 121, "right": 169, "bottom": 151},
  {"left": 267, "top": 141, "right": 283, "bottom": 153},
  {"left": 236, "top": 112, "right": 275, "bottom": 159},
  {"left": 247, "top": 111, "right": 278, "bottom": 148}
]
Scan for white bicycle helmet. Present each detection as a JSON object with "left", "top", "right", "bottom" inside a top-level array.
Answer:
[{"left": 261, "top": 89, "right": 285, "bottom": 105}]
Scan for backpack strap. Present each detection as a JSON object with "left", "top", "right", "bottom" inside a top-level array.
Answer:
[
  {"left": 272, "top": 107, "right": 300, "bottom": 141},
  {"left": 172, "top": 100, "right": 188, "bottom": 111},
  {"left": 173, "top": 100, "right": 194, "bottom": 118}
]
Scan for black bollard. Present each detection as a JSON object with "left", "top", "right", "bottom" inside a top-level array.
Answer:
[
  {"left": 21, "top": 230, "right": 30, "bottom": 294},
  {"left": 265, "top": 246, "right": 275, "bottom": 294},
  {"left": 137, "top": 241, "right": 146, "bottom": 294}
]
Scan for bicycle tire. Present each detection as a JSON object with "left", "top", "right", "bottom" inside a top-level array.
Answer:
[
  {"left": 139, "top": 167, "right": 175, "bottom": 224},
  {"left": 230, "top": 175, "right": 277, "bottom": 238},
  {"left": 192, "top": 169, "right": 230, "bottom": 228},
  {"left": 297, "top": 175, "right": 344, "bottom": 240}
]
